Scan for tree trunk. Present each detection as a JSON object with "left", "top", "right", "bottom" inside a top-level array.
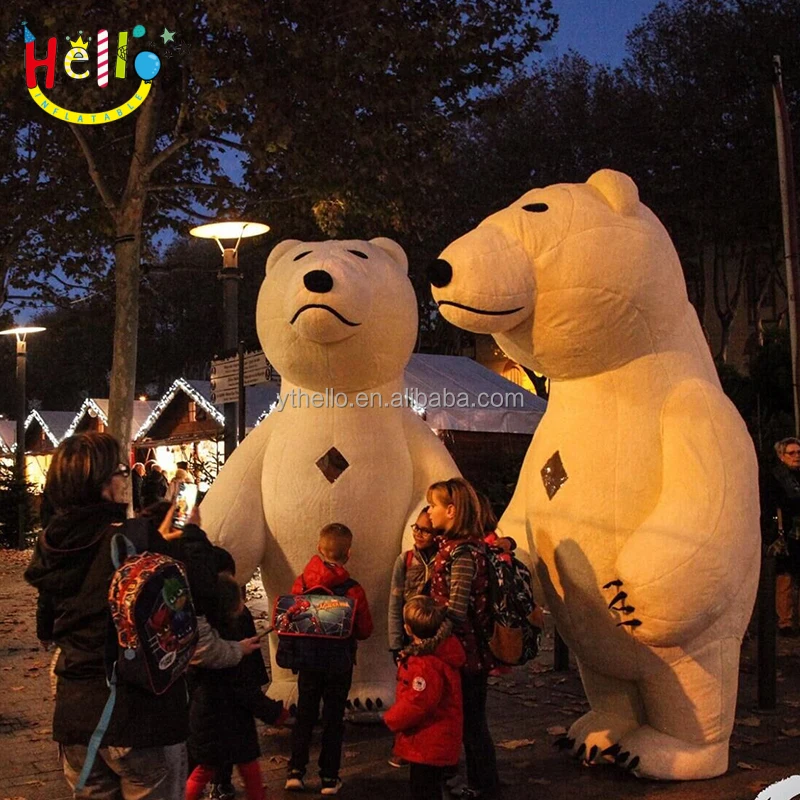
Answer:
[{"left": 108, "top": 199, "right": 145, "bottom": 457}]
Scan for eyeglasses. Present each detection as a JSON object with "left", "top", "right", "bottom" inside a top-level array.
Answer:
[
  {"left": 112, "top": 465, "right": 131, "bottom": 478},
  {"left": 411, "top": 524, "right": 435, "bottom": 535},
  {"left": 786, "top": 451, "right": 800, "bottom": 457}
]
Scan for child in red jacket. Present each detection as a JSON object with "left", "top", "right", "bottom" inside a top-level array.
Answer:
[
  {"left": 383, "top": 596, "right": 466, "bottom": 800},
  {"left": 285, "top": 523, "right": 373, "bottom": 796}
]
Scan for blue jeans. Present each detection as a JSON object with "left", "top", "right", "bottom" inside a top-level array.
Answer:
[{"left": 60, "top": 742, "right": 187, "bottom": 800}]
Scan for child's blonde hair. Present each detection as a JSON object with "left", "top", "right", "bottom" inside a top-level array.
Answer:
[
  {"left": 426, "top": 477, "right": 482, "bottom": 540},
  {"left": 404, "top": 595, "right": 447, "bottom": 640},
  {"left": 319, "top": 523, "right": 353, "bottom": 563}
]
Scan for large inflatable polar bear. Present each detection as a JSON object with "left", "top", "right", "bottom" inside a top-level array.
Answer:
[
  {"left": 429, "top": 169, "right": 759, "bottom": 780},
  {"left": 201, "top": 237, "right": 457, "bottom": 707}
]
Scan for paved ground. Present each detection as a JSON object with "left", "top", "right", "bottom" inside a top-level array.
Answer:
[{"left": 1, "top": 549, "right": 799, "bottom": 800}]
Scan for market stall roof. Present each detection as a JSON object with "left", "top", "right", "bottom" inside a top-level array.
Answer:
[
  {"left": 25, "top": 410, "right": 78, "bottom": 448},
  {"left": 65, "top": 398, "right": 158, "bottom": 440},
  {"left": 0, "top": 420, "right": 15, "bottom": 454},
  {"left": 404, "top": 354, "right": 546, "bottom": 434},
  {"left": 134, "top": 379, "right": 225, "bottom": 441}
]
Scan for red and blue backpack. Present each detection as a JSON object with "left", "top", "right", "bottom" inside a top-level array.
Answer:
[{"left": 76, "top": 520, "right": 198, "bottom": 789}]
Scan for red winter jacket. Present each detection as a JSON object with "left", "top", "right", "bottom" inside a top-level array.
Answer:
[
  {"left": 383, "top": 629, "right": 466, "bottom": 766},
  {"left": 290, "top": 555, "right": 373, "bottom": 641}
]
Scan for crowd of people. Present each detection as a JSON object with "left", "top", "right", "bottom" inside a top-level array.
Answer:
[{"left": 24, "top": 432, "right": 516, "bottom": 800}]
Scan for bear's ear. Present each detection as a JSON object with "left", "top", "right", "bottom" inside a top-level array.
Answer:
[
  {"left": 369, "top": 237, "right": 408, "bottom": 274},
  {"left": 265, "top": 239, "right": 303, "bottom": 274},
  {"left": 587, "top": 169, "right": 639, "bottom": 216}
]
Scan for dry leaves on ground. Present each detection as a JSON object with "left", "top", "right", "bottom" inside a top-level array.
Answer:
[
  {"left": 497, "top": 738, "right": 536, "bottom": 750},
  {"left": 736, "top": 762, "right": 759, "bottom": 770},
  {"left": 546, "top": 726, "right": 567, "bottom": 736},
  {"left": 779, "top": 728, "right": 800, "bottom": 737},
  {"left": 735, "top": 716, "right": 761, "bottom": 728}
]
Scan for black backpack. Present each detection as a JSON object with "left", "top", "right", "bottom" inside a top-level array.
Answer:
[{"left": 274, "top": 578, "right": 358, "bottom": 673}]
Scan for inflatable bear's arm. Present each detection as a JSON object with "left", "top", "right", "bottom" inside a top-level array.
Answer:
[
  {"left": 200, "top": 415, "right": 275, "bottom": 582},
  {"left": 612, "top": 378, "right": 759, "bottom": 647}
]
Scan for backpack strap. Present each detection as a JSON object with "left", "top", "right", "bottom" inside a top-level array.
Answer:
[
  {"left": 333, "top": 578, "right": 357, "bottom": 597},
  {"left": 75, "top": 663, "right": 118, "bottom": 790},
  {"left": 109, "top": 518, "right": 152, "bottom": 568}
]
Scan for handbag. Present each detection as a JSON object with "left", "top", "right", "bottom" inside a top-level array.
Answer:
[{"left": 768, "top": 509, "right": 790, "bottom": 558}]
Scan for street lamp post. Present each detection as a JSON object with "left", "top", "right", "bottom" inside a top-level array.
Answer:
[
  {"left": 189, "top": 222, "right": 269, "bottom": 461},
  {"left": 0, "top": 326, "right": 45, "bottom": 548}
]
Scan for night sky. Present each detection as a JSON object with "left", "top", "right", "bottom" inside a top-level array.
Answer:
[{"left": 541, "top": 0, "right": 662, "bottom": 65}]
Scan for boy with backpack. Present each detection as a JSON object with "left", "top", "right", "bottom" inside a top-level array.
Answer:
[{"left": 283, "top": 523, "right": 373, "bottom": 795}]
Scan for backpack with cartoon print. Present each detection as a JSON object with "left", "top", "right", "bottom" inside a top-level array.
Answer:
[{"left": 77, "top": 520, "right": 198, "bottom": 790}]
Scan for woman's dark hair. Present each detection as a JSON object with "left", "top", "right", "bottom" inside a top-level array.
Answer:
[
  {"left": 476, "top": 492, "right": 498, "bottom": 533},
  {"left": 216, "top": 573, "right": 243, "bottom": 621},
  {"left": 212, "top": 546, "right": 236, "bottom": 576},
  {"left": 45, "top": 432, "right": 121, "bottom": 511}
]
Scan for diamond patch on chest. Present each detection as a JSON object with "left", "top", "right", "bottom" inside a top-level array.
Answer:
[
  {"left": 316, "top": 447, "right": 350, "bottom": 483},
  {"left": 541, "top": 450, "right": 568, "bottom": 500}
]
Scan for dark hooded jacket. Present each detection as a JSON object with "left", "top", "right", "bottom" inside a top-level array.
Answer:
[
  {"left": 188, "top": 606, "right": 284, "bottom": 765},
  {"left": 24, "top": 502, "right": 188, "bottom": 747}
]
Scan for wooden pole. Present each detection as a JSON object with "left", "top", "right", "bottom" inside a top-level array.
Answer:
[{"left": 773, "top": 55, "right": 800, "bottom": 436}]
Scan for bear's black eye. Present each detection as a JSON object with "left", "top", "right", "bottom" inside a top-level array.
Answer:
[
  {"left": 348, "top": 250, "right": 368, "bottom": 259},
  {"left": 522, "top": 203, "right": 549, "bottom": 213},
  {"left": 293, "top": 251, "right": 312, "bottom": 261}
]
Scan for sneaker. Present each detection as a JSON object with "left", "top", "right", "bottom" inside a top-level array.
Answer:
[
  {"left": 211, "top": 784, "right": 235, "bottom": 800},
  {"left": 445, "top": 774, "right": 463, "bottom": 789},
  {"left": 320, "top": 777, "right": 343, "bottom": 795},
  {"left": 285, "top": 770, "right": 305, "bottom": 791},
  {"left": 388, "top": 754, "right": 408, "bottom": 768}
]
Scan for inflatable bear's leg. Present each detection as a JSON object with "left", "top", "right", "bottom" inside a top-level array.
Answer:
[
  {"left": 618, "top": 638, "right": 739, "bottom": 780},
  {"left": 566, "top": 660, "right": 645, "bottom": 763}
]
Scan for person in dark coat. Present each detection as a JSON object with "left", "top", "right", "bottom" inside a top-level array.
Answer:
[
  {"left": 24, "top": 432, "right": 189, "bottom": 799},
  {"left": 186, "top": 575, "right": 287, "bottom": 800},
  {"left": 760, "top": 437, "right": 800, "bottom": 635},
  {"left": 131, "top": 462, "right": 145, "bottom": 511},
  {"left": 141, "top": 460, "right": 168, "bottom": 508}
]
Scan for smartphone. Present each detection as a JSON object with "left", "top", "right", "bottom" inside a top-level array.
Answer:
[{"left": 171, "top": 481, "right": 198, "bottom": 530}]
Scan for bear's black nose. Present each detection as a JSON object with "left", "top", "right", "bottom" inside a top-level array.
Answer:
[
  {"left": 428, "top": 259, "right": 453, "bottom": 289},
  {"left": 303, "top": 270, "right": 333, "bottom": 293}
]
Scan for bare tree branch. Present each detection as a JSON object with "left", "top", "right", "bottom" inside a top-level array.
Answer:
[
  {"left": 149, "top": 182, "right": 250, "bottom": 196},
  {"left": 173, "top": 66, "right": 190, "bottom": 140},
  {"left": 143, "top": 134, "right": 192, "bottom": 179},
  {"left": 69, "top": 124, "right": 119, "bottom": 215},
  {"left": 201, "top": 135, "right": 250, "bottom": 153}
]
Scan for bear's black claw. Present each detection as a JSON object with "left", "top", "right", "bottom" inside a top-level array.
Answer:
[
  {"left": 588, "top": 745, "right": 598, "bottom": 762},
  {"left": 602, "top": 744, "right": 621, "bottom": 757},
  {"left": 375, "top": 698, "right": 383, "bottom": 708},
  {"left": 554, "top": 736, "right": 574, "bottom": 750},
  {"left": 615, "top": 751, "right": 630, "bottom": 764},
  {"left": 617, "top": 619, "right": 642, "bottom": 628},
  {"left": 627, "top": 756, "right": 640, "bottom": 772},
  {"left": 365, "top": 698, "right": 374, "bottom": 710},
  {"left": 575, "top": 743, "right": 586, "bottom": 760},
  {"left": 603, "top": 579, "right": 623, "bottom": 589},
  {"left": 607, "top": 591, "right": 627, "bottom": 608}
]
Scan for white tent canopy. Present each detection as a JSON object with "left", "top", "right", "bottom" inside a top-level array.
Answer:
[{"left": 404, "top": 354, "right": 546, "bottom": 434}]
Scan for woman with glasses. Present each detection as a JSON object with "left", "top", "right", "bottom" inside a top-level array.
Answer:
[
  {"left": 25, "top": 432, "right": 189, "bottom": 799},
  {"left": 387, "top": 506, "right": 441, "bottom": 663}
]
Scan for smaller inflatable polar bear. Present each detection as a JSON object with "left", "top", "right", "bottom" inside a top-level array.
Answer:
[
  {"left": 201, "top": 237, "right": 458, "bottom": 707},
  {"left": 430, "top": 170, "right": 760, "bottom": 780}
]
